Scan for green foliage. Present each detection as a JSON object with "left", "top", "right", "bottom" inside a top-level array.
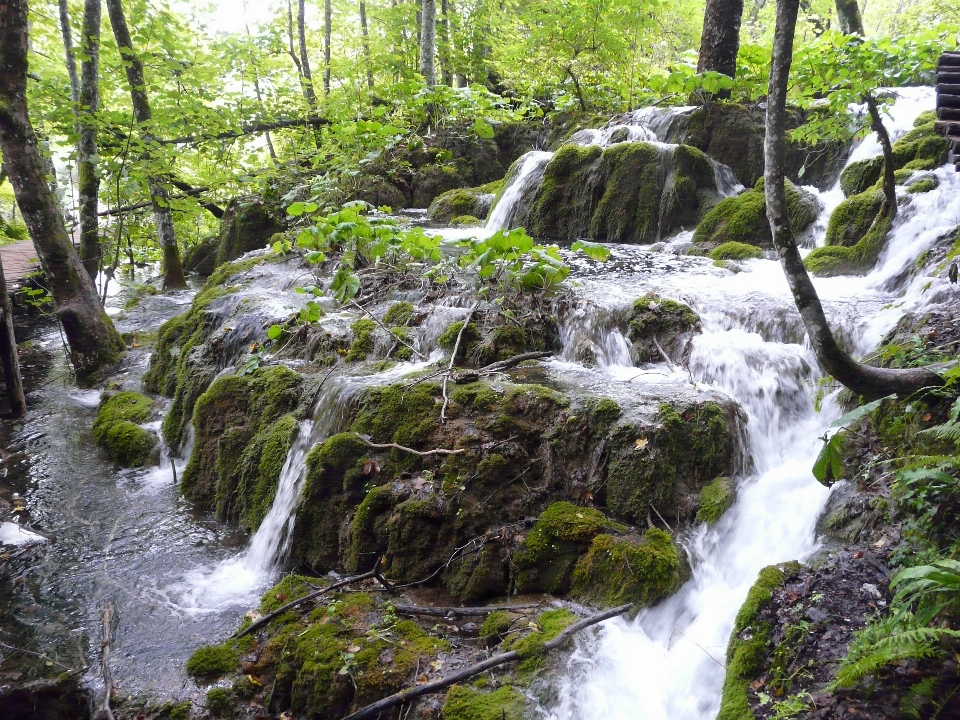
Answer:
[
  {"left": 697, "top": 477, "right": 735, "bottom": 523},
  {"left": 811, "top": 395, "right": 896, "bottom": 484}
]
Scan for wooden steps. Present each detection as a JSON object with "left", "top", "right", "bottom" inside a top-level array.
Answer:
[{"left": 936, "top": 53, "right": 960, "bottom": 171}]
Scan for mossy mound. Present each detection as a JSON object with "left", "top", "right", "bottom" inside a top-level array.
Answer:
[
  {"left": 215, "top": 196, "right": 285, "bottom": 267},
  {"left": 907, "top": 177, "right": 938, "bottom": 194},
  {"left": 626, "top": 294, "right": 701, "bottom": 365},
  {"left": 708, "top": 242, "right": 764, "bottom": 262},
  {"left": 441, "top": 685, "right": 531, "bottom": 720},
  {"left": 428, "top": 183, "right": 498, "bottom": 223},
  {"left": 518, "top": 142, "right": 718, "bottom": 244},
  {"left": 692, "top": 179, "right": 820, "bottom": 250},
  {"left": 452, "top": 215, "right": 483, "bottom": 226},
  {"left": 717, "top": 563, "right": 801, "bottom": 720},
  {"left": 512, "top": 502, "right": 625, "bottom": 595},
  {"left": 92, "top": 392, "right": 157, "bottom": 467},
  {"left": 696, "top": 476, "right": 735, "bottom": 524},
  {"left": 183, "top": 236, "right": 219, "bottom": 276},
  {"left": 806, "top": 212, "right": 892, "bottom": 277},
  {"left": 839, "top": 156, "right": 883, "bottom": 197},
  {"left": 185, "top": 644, "right": 238, "bottom": 680},
  {"left": 824, "top": 188, "right": 884, "bottom": 248},
  {"left": 437, "top": 313, "right": 556, "bottom": 368},
  {"left": 571, "top": 528, "right": 682, "bottom": 607},
  {"left": 180, "top": 365, "right": 302, "bottom": 525},
  {"left": 345, "top": 318, "right": 377, "bottom": 362}
]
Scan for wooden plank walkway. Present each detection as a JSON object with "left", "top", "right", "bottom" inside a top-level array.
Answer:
[
  {"left": 936, "top": 52, "right": 960, "bottom": 172},
  {"left": 0, "top": 240, "right": 39, "bottom": 289}
]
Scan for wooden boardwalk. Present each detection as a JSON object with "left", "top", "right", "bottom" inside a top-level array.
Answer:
[
  {"left": 0, "top": 240, "right": 39, "bottom": 289},
  {"left": 936, "top": 51, "right": 960, "bottom": 172}
]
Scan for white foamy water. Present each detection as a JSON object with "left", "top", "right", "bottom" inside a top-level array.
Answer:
[
  {"left": 548, "top": 86, "right": 955, "bottom": 720},
  {"left": 486, "top": 151, "right": 553, "bottom": 232}
]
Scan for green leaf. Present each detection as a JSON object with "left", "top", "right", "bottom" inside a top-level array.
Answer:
[
  {"left": 830, "top": 394, "right": 896, "bottom": 429},
  {"left": 267, "top": 324, "right": 284, "bottom": 340},
  {"left": 812, "top": 433, "right": 846, "bottom": 483},
  {"left": 572, "top": 240, "right": 611, "bottom": 262}
]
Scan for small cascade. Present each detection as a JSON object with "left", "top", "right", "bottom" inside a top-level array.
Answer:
[{"left": 485, "top": 150, "right": 553, "bottom": 231}]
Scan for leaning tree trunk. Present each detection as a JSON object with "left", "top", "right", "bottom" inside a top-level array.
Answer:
[
  {"left": 77, "top": 0, "right": 103, "bottom": 279},
  {"left": 764, "top": 0, "right": 941, "bottom": 401},
  {"left": 864, "top": 93, "right": 898, "bottom": 219},
  {"left": 57, "top": 0, "right": 80, "bottom": 120},
  {"left": 834, "top": 0, "right": 865, "bottom": 35},
  {"left": 359, "top": 1, "right": 374, "bottom": 89},
  {"left": 420, "top": 0, "right": 436, "bottom": 85},
  {"left": 0, "top": 0, "right": 124, "bottom": 377},
  {"left": 695, "top": 0, "right": 744, "bottom": 100},
  {"left": 323, "top": 0, "right": 332, "bottom": 96},
  {"left": 0, "top": 256, "right": 26, "bottom": 416},
  {"left": 296, "top": 0, "right": 318, "bottom": 107},
  {"left": 105, "top": 0, "right": 185, "bottom": 289}
]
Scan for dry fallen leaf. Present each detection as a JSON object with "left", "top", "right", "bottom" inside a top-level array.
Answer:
[
  {"left": 634, "top": 437, "right": 648, "bottom": 451},
  {"left": 347, "top": 644, "right": 361, "bottom": 653}
]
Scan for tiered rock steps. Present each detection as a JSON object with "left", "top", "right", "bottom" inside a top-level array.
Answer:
[{"left": 935, "top": 52, "right": 960, "bottom": 171}]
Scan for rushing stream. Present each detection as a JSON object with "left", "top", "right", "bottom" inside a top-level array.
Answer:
[{"left": 2, "top": 86, "right": 957, "bottom": 716}]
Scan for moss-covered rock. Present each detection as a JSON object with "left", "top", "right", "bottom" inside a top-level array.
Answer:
[
  {"left": 92, "top": 392, "right": 157, "bottom": 467},
  {"left": 696, "top": 476, "right": 735, "bottom": 524},
  {"left": 452, "top": 215, "right": 483, "bottom": 226},
  {"left": 215, "top": 196, "right": 285, "bottom": 267},
  {"left": 512, "top": 502, "right": 624, "bottom": 595},
  {"left": 824, "top": 188, "right": 884, "bottom": 248},
  {"left": 185, "top": 644, "right": 238, "bottom": 680},
  {"left": 183, "top": 236, "right": 219, "bottom": 275},
  {"left": 428, "top": 184, "right": 497, "bottom": 223},
  {"left": 839, "top": 156, "right": 883, "bottom": 197},
  {"left": 345, "top": 318, "right": 377, "bottom": 362},
  {"left": 441, "top": 685, "right": 531, "bottom": 720},
  {"left": 205, "top": 687, "right": 234, "bottom": 716},
  {"left": 907, "top": 176, "right": 938, "bottom": 194},
  {"left": 180, "top": 365, "right": 302, "bottom": 521},
  {"left": 626, "top": 295, "right": 701, "bottom": 365},
  {"left": 693, "top": 180, "right": 820, "bottom": 250},
  {"left": 571, "top": 528, "right": 682, "bottom": 607},
  {"left": 708, "top": 242, "right": 764, "bottom": 262},
  {"left": 806, "top": 211, "right": 892, "bottom": 277}
]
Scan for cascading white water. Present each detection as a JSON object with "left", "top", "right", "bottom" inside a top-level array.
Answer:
[
  {"left": 548, "top": 86, "right": 953, "bottom": 720},
  {"left": 486, "top": 151, "right": 553, "bottom": 232}
]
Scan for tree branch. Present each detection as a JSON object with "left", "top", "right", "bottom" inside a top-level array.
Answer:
[{"left": 353, "top": 432, "right": 465, "bottom": 456}]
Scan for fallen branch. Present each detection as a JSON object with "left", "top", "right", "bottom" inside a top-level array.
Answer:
[
  {"left": 392, "top": 603, "right": 539, "bottom": 617},
  {"left": 93, "top": 603, "right": 115, "bottom": 720},
  {"left": 98, "top": 186, "right": 210, "bottom": 216},
  {"left": 353, "top": 433, "right": 465, "bottom": 456},
  {"left": 348, "top": 300, "right": 425, "bottom": 360},
  {"left": 340, "top": 604, "right": 633, "bottom": 720},
  {"left": 479, "top": 351, "right": 553, "bottom": 374},
  {"left": 651, "top": 336, "right": 676, "bottom": 371},
  {"left": 442, "top": 303, "right": 479, "bottom": 423},
  {"left": 234, "top": 569, "right": 378, "bottom": 639}
]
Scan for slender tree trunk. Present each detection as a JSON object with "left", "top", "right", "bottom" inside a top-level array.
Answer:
[
  {"left": 695, "top": 0, "right": 744, "bottom": 101},
  {"left": 287, "top": 0, "right": 303, "bottom": 76},
  {"left": 105, "top": 0, "right": 185, "bottom": 289},
  {"left": 565, "top": 65, "right": 588, "bottom": 112},
  {"left": 359, "top": 1, "right": 374, "bottom": 89},
  {"left": 77, "top": 0, "right": 102, "bottom": 279},
  {"left": 242, "top": 0, "right": 278, "bottom": 165},
  {"left": 57, "top": 0, "right": 80, "bottom": 119},
  {"left": 323, "top": 0, "right": 332, "bottom": 96},
  {"left": 440, "top": 0, "right": 453, "bottom": 86},
  {"left": 297, "top": 0, "right": 318, "bottom": 107},
  {"left": 834, "top": 0, "right": 865, "bottom": 35},
  {"left": 864, "top": 94, "right": 897, "bottom": 219},
  {"left": 419, "top": 0, "right": 436, "bottom": 85},
  {"left": 764, "top": 0, "right": 941, "bottom": 401},
  {"left": 0, "top": 0, "right": 124, "bottom": 377},
  {"left": 0, "top": 257, "right": 26, "bottom": 416}
]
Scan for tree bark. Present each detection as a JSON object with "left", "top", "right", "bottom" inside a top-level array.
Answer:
[
  {"left": 297, "top": 0, "right": 318, "bottom": 107},
  {"left": 864, "top": 93, "right": 897, "bottom": 219},
  {"left": 834, "top": 0, "right": 865, "bottom": 35},
  {"left": 242, "top": 0, "right": 278, "bottom": 164},
  {"left": 419, "top": 0, "right": 436, "bottom": 85},
  {"left": 323, "top": 0, "right": 332, "bottom": 96},
  {"left": 0, "top": 256, "right": 26, "bottom": 416},
  {"left": 77, "top": 0, "right": 102, "bottom": 279},
  {"left": 359, "top": 1, "right": 374, "bottom": 89},
  {"left": 0, "top": 0, "right": 124, "bottom": 377},
  {"left": 57, "top": 0, "right": 80, "bottom": 117},
  {"left": 764, "top": 0, "right": 942, "bottom": 401},
  {"left": 104, "top": 0, "right": 185, "bottom": 289},
  {"left": 440, "top": 0, "right": 453, "bottom": 86},
  {"left": 696, "top": 0, "right": 745, "bottom": 100}
]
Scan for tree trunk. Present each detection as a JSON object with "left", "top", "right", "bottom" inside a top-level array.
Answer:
[
  {"left": 695, "top": 0, "right": 744, "bottom": 101},
  {"left": 864, "top": 93, "right": 897, "bottom": 219},
  {"left": 764, "top": 0, "right": 941, "bottom": 401},
  {"left": 0, "top": 0, "right": 124, "bottom": 377},
  {"left": 323, "top": 0, "right": 332, "bottom": 96},
  {"left": 419, "top": 0, "right": 436, "bottom": 85},
  {"left": 297, "top": 0, "right": 318, "bottom": 106},
  {"left": 834, "top": 0, "right": 865, "bottom": 35},
  {"left": 242, "top": 0, "right": 278, "bottom": 164},
  {"left": 77, "top": 0, "right": 102, "bottom": 279},
  {"left": 104, "top": 0, "right": 185, "bottom": 289},
  {"left": 440, "top": 0, "right": 453, "bottom": 86},
  {"left": 0, "top": 256, "right": 26, "bottom": 416},
  {"left": 57, "top": 0, "right": 80, "bottom": 116},
  {"left": 359, "top": 1, "right": 374, "bottom": 89}
]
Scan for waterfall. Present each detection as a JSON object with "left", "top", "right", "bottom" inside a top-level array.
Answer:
[
  {"left": 548, "top": 86, "right": 952, "bottom": 720},
  {"left": 486, "top": 151, "right": 553, "bottom": 232}
]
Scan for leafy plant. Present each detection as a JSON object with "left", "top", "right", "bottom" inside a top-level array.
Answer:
[{"left": 812, "top": 394, "right": 896, "bottom": 483}]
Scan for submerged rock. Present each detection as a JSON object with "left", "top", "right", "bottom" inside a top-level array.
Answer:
[{"left": 626, "top": 294, "right": 702, "bottom": 365}]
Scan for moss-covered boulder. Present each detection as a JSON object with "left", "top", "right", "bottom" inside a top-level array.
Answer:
[
  {"left": 92, "top": 391, "right": 157, "bottom": 467},
  {"left": 805, "top": 210, "right": 892, "bottom": 277},
  {"left": 185, "top": 644, "right": 238, "bottom": 680},
  {"left": 512, "top": 502, "right": 625, "bottom": 595},
  {"left": 696, "top": 476, "right": 735, "bottom": 524},
  {"left": 441, "top": 685, "right": 532, "bottom": 720},
  {"left": 517, "top": 142, "right": 719, "bottom": 244},
  {"left": 428, "top": 181, "right": 502, "bottom": 223},
  {"left": 824, "top": 188, "right": 884, "bottom": 248},
  {"left": 907, "top": 176, "right": 938, "bottom": 194},
  {"left": 839, "top": 156, "right": 883, "bottom": 197},
  {"left": 180, "top": 366, "right": 302, "bottom": 525},
  {"left": 626, "top": 295, "right": 701, "bottom": 365},
  {"left": 215, "top": 196, "right": 285, "bottom": 267},
  {"left": 693, "top": 179, "right": 820, "bottom": 250},
  {"left": 708, "top": 242, "right": 764, "bottom": 262},
  {"left": 182, "top": 236, "right": 219, "bottom": 276},
  {"left": 571, "top": 528, "right": 682, "bottom": 607}
]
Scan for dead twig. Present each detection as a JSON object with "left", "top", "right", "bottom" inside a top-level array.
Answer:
[
  {"left": 649, "top": 503, "right": 673, "bottom": 532},
  {"left": 651, "top": 336, "right": 676, "bottom": 371},
  {"left": 479, "top": 351, "right": 553, "bottom": 374},
  {"left": 339, "top": 604, "right": 633, "bottom": 719},
  {"left": 353, "top": 433, "right": 465, "bottom": 456},
  {"left": 392, "top": 603, "right": 539, "bottom": 617},
  {"left": 93, "top": 603, "right": 115, "bottom": 720},
  {"left": 441, "top": 302, "right": 479, "bottom": 423},
  {"left": 349, "top": 300, "right": 425, "bottom": 360}
]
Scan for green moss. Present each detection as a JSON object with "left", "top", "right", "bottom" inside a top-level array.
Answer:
[
  {"left": 840, "top": 156, "right": 883, "bottom": 197},
  {"left": 528, "top": 144, "right": 603, "bottom": 241},
  {"left": 346, "top": 318, "right": 377, "bottom": 362},
  {"left": 92, "top": 391, "right": 157, "bottom": 466},
  {"left": 93, "top": 391, "right": 153, "bottom": 438},
  {"left": 825, "top": 188, "right": 883, "bottom": 248},
  {"left": 589, "top": 142, "right": 663, "bottom": 244},
  {"left": 571, "top": 528, "right": 681, "bottom": 607},
  {"left": 441, "top": 685, "right": 529, "bottom": 720},
  {"left": 452, "top": 215, "right": 482, "bottom": 226},
  {"left": 238, "top": 414, "right": 299, "bottom": 530},
  {"left": 475, "top": 324, "right": 528, "bottom": 366},
  {"left": 697, "top": 477, "right": 735, "bottom": 524},
  {"left": 585, "top": 397, "right": 622, "bottom": 429},
  {"left": 352, "top": 382, "right": 440, "bottom": 448},
  {"left": 907, "top": 177, "right": 937, "bottom": 194},
  {"left": 206, "top": 687, "right": 234, "bottom": 716},
  {"left": 450, "top": 381, "right": 500, "bottom": 412},
  {"left": 504, "top": 608, "right": 577, "bottom": 673},
  {"left": 428, "top": 186, "right": 495, "bottom": 223},
  {"left": 512, "top": 502, "right": 624, "bottom": 594},
  {"left": 479, "top": 610, "right": 514, "bottom": 638},
  {"left": 503, "top": 384, "right": 569, "bottom": 409},
  {"left": 708, "top": 242, "right": 763, "bottom": 261},
  {"left": 806, "top": 211, "right": 892, "bottom": 277},
  {"left": 438, "top": 321, "right": 482, "bottom": 364},
  {"left": 627, "top": 296, "right": 701, "bottom": 364},
  {"left": 185, "top": 644, "right": 238, "bottom": 680},
  {"left": 383, "top": 301, "right": 415, "bottom": 326}
]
